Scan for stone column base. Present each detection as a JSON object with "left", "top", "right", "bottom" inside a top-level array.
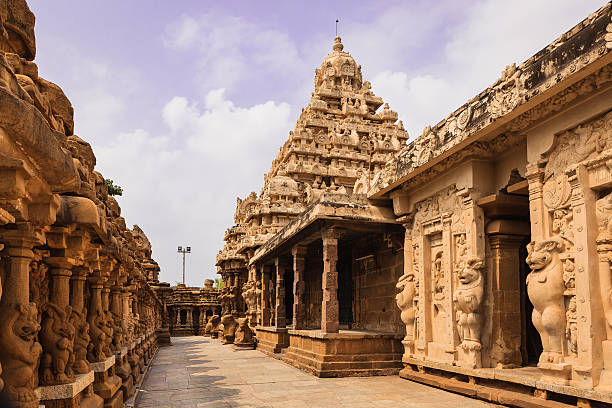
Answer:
[
  {"left": 37, "top": 371, "right": 103, "bottom": 408},
  {"left": 91, "top": 355, "right": 123, "bottom": 408}
]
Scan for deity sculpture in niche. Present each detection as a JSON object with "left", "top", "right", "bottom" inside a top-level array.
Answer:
[
  {"left": 0, "top": 303, "right": 43, "bottom": 408},
  {"left": 39, "top": 303, "right": 75, "bottom": 385},
  {"left": 453, "top": 258, "right": 485, "bottom": 368},
  {"left": 432, "top": 251, "right": 444, "bottom": 301},
  {"left": 396, "top": 271, "right": 418, "bottom": 352},
  {"left": 526, "top": 237, "right": 566, "bottom": 364}
]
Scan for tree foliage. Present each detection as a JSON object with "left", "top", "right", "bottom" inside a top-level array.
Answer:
[
  {"left": 213, "top": 278, "right": 225, "bottom": 290},
  {"left": 105, "top": 178, "right": 123, "bottom": 196}
]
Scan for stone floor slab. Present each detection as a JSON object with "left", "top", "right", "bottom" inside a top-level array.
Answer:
[{"left": 136, "top": 337, "right": 495, "bottom": 408}]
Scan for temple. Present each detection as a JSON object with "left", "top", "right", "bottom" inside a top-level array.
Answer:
[
  {"left": 2, "top": 0, "right": 612, "bottom": 407},
  {"left": 213, "top": 2, "right": 612, "bottom": 407}
]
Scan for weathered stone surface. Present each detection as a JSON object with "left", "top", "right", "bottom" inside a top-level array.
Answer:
[{"left": 0, "top": 1, "right": 166, "bottom": 407}]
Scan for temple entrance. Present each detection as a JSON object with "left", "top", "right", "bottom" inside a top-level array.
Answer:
[
  {"left": 520, "top": 236, "right": 543, "bottom": 366},
  {"left": 180, "top": 309, "right": 187, "bottom": 325}
]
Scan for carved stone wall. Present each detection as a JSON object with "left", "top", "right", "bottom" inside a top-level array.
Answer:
[
  {"left": 526, "top": 109, "right": 612, "bottom": 387},
  {"left": 0, "top": 2, "right": 165, "bottom": 407},
  {"left": 398, "top": 185, "right": 486, "bottom": 368}
]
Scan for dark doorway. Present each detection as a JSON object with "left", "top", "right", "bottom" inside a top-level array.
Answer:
[
  {"left": 285, "top": 257, "right": 294, "bottom": 324},
  {"left": 180, "top": 309, "right": 187, "bottom": 325},
  {"left": 520, "top": 236, "right": 543, "bottom": 366},
  {"left": 338, "top": 244, "right": 353, "bottom": 327}
]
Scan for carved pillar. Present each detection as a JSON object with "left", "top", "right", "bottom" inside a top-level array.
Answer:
[
  {"left": 176, "top": 307, "right": 181, "bottom": 326},
  {"left": 441, "top": 215, "right": 458, "bottom": 356},
  {"left": 87, "top": 276, "right": 106, "bottom": 363},
  {"left": 0, "top": 225, "right": 43, "bottom": 408},
  {"left": 275, "top": 257, "right": 286, "bottom": 328},
  {"left": 568, "top": 167, "right": 602, "bottom": 388},
  {"left": 40, "top": 256, "right": 76, "bottom": 385},
  {"left": 187, "top": 308, "right": 193, "bottom": 328},
  {"left": 396, "top": 217, "right": 417, "bottom": 358},
  {"left": 101, "top": 281, "right": 114, "bottom": 355},
  {"left": 110, "top": 284, "right": 124, "bottom": 350},
  {"left": 292, "top": 245, "right": 307, "bottom": 330},
  {"left": 454, "top": 190, "right": 486, "bottom": 369},
  {"left": 525, "top": 162, "right": 572, "bottom": 384},
  {"left": 122, "top": 289, "right": 132, "bottom": 342},
  {"left": 70, "top": 266, "right": 90, "bottom": 374},
  {"left": 261, "top": 265, "right": 271, "bottom": 326},
  {"left": 321, "top": 228, "right": 340, "bottom": 333}
]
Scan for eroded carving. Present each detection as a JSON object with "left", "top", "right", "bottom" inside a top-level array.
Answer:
[{"left": 526, "top": 238, "right": 566, "bottom": 364}]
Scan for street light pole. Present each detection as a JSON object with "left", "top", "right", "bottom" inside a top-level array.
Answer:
[{"left": 177, "top": 245, "right": 191, "bottom": 285}]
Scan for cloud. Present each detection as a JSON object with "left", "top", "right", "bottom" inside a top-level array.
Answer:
[
  {"left": 362, "top": 0, "right": 605, "bottom": 139},
  {"left": 162, "top": 13, "right": 304, "bottom": 100},
  {"left": 95, "top": 89, "right": 293, "bottom": 286}
]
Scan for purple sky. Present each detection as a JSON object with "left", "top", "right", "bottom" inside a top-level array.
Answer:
[{"left": 27, "top": 0, "right": 606, "bottom": 286}]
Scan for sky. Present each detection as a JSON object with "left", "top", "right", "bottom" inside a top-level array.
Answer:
[{"left": 27, "top": 0, "right": 606, "bottom": 286}]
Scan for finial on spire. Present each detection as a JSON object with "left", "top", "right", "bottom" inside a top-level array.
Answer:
[
  {"left": 333, "top": 35, "right": 343, "bottom": 52},
  {"left": 336, "top": 19, "right": 339, "bottom": 36}
]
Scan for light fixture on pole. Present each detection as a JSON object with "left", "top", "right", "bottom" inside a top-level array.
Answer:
[{"left": 177, "top": 245, "right": 191, "bottom": 285}]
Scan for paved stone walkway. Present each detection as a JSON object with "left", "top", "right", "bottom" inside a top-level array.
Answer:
[{"left": 136, "top": 337, "right": 495, "bottom": 408}]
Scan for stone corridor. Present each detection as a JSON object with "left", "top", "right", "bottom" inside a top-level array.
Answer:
[{"left": 136, "top": 337, "right": 494, "bottom": 408}]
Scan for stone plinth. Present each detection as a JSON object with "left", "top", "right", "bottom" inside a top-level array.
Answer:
[
  {"left": 282, "top": 329, "right": 402, "bottom": 377},
  {"left": 400, "top": 356, "right": 612, "bottom": 408},
  {"left": 255, "top": 326, "right": 288, "bottom": 355},
  {"left": 37, "top": 371, "right": 103, "bottom": 408},
  {"left": 114, "top": 347, "right": 135, "bottom": 401},
  {"left": 156, "top": 327, "right": 171, "bottom": 345},
  {"left": 91, "top": 356, "right": 123, "bottom": 408}
]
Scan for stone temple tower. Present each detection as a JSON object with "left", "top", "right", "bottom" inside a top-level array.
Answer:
[{"left": 216, "top": 35, "right": 409, "bottom": 324}]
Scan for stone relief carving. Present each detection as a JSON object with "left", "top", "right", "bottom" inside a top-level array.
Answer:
[
  {"left": 453, "top": 258, "right": 485, "bottom": 368},
  {"left": 71, "top": 311, "right": 90, "bottom": 374},
  {"left": 396, "top": 271, "right": 417, "bottom": 348},
  {"left": 526, "top": 238, "right": 566, "bottom": 364},
  {"left": 86, "top": 304, "right": 107, "bottom": 362},
  {"left": 0, "top": 303, "right": 42, "bottom": 408},
  {"left": 39, "top": 303, "right": 75, "bottom": 385}
]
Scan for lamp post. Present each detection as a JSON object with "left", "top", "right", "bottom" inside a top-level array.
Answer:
[{"left": 177, "top": 246, "right": 191, "bottom": 285}]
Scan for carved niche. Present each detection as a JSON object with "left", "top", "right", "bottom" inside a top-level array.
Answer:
[{"left": 398, "top": 185, "right": 486, "bottom": 367}]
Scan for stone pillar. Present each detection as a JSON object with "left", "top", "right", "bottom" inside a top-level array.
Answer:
[
  {"left": 101, "top": 281, "right": 114, "bottom": 355},
  {"left": 292, "top": 245, "right": 307, "bottom": 330},
  {"left": 87, "top": 276, "right": 107, "bottom": 363},
  {"left": 176, "top": 307, "right": 181, "bottom": 326},
  {"left": 187, "top": 308, "right": 193, "bottom": 328},
  {"left": 321, "top": 229, "right": 340, "bottom": 333},
  {"left": 261, "top": 265, "right": 272, "bottom": 326},
  {"left": 275, "top": 257, "right": 287, "bottom": 328},
  {"left": 0, "top": 226, "right": 43, "bottom": 408},
  {"left": 110, "top": 284, "right": 124, "bottom": 350},
  {"left": 70, "top": 266, "right": 91, "bottom": 374},
  {"left": 40, "top": 256, "right": 76, "bottom": 385},
  {"left": 122, "top": 289, "right": 132, "bottom": 342},
  {"left": 487, "top": 223, "right": 529, "bottom": 368}
]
